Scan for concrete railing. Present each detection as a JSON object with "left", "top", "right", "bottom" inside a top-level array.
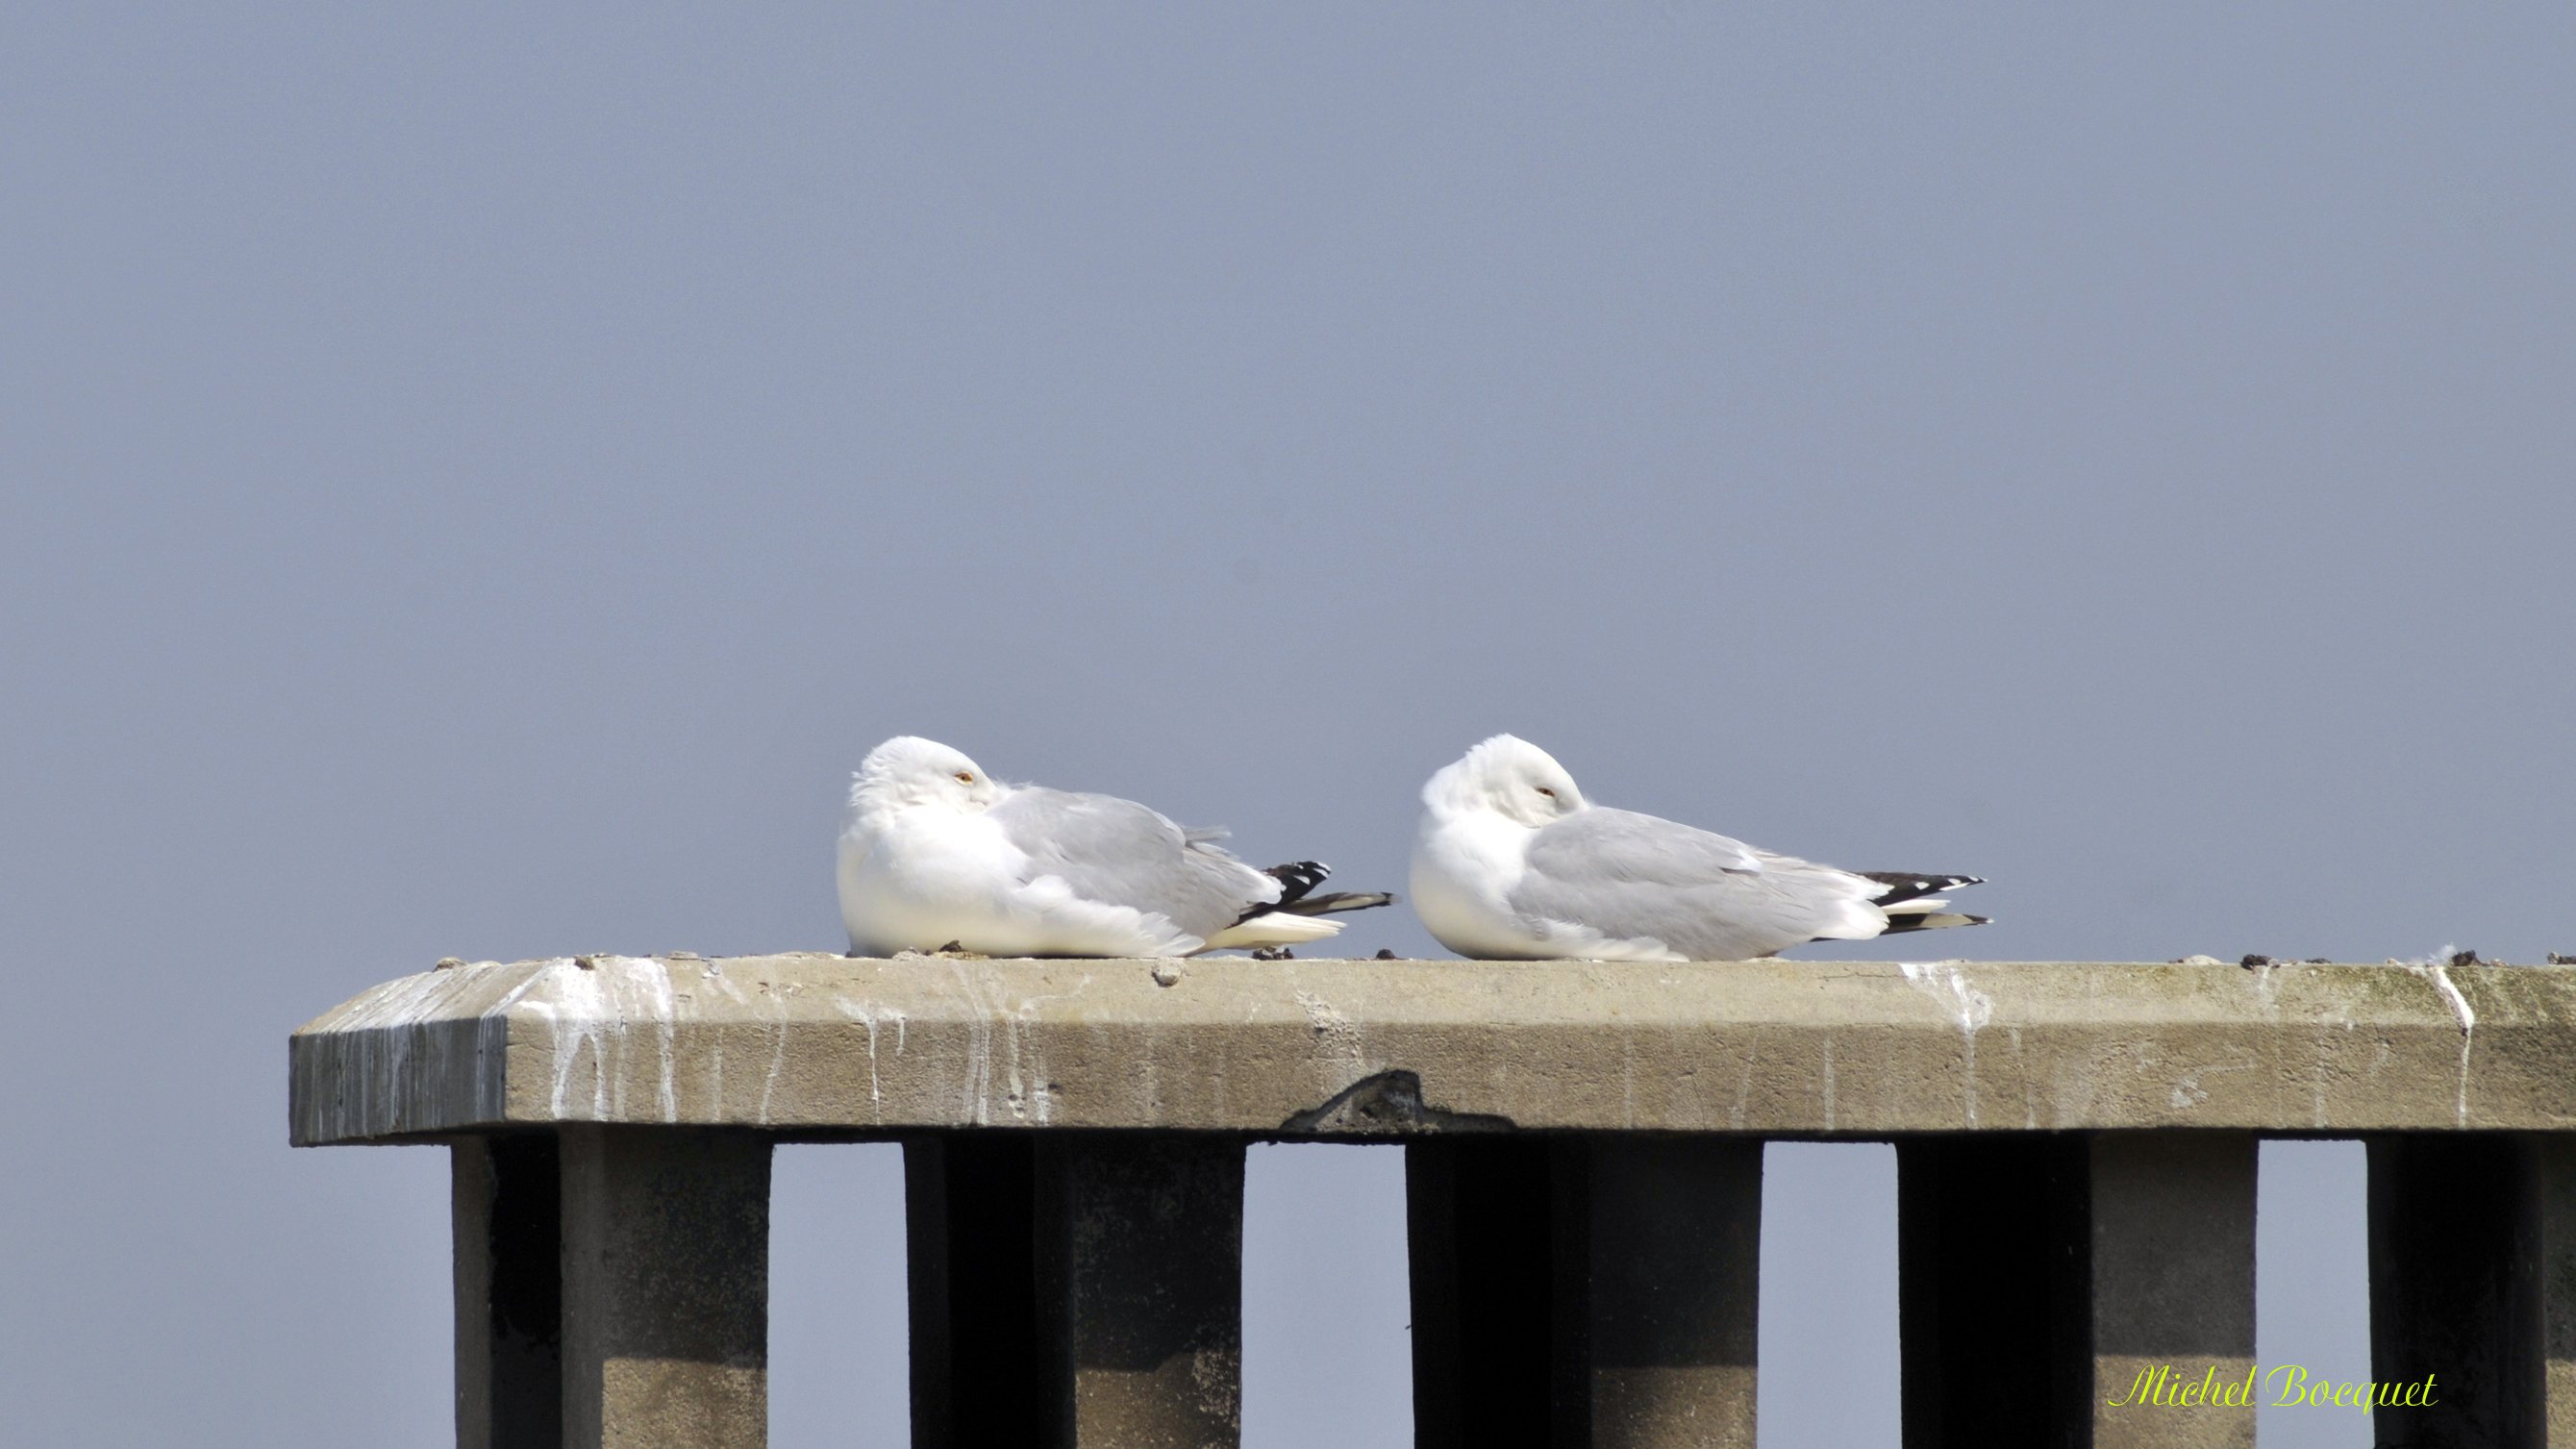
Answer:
[{"left": 289, "top": 955, "right": 2576, "bottom": 1448}]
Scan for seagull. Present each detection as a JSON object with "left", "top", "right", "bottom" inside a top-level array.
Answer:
[
  {"left": 1410, "top": 735, "right": 1987, "bottom": 961},
  {"left": 839, "top": 736, "right": 1394, "bottom": 958}
]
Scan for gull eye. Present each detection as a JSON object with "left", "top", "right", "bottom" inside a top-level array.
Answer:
[
  {"left": 1534, "top": 786, "right": 1556, "bottom": 798},
  {"left": 954, "top": 771, "right": 975, "bottom": 784}
]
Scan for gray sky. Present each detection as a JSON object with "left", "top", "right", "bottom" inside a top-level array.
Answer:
[{"left": 4, "top": 6, "right": 2568, "bottom": 1445}]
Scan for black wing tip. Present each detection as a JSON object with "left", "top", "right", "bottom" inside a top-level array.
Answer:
[
  {"left": 1263, "top": 860, "right": 1334, "bottom": 906},
  {"left": 1860, "top": 870, "right": 1987, "bottom": 905}
]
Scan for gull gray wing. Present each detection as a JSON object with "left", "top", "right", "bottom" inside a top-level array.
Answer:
[
  {"left": 1512, "top": 808, "right": 1878, "bottom": 959},
  {"left": 988, "top": 787, "right": 1274, "bottom": 941},
  {"left": 1524, "top": 807, "right": 1763, "bottom": 883}
]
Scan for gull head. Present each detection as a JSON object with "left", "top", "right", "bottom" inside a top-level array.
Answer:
[
  {"left": 851, "top": 736, "right": 1008, "bottom": 815},
  {"left": 1423, "top": 734, "right": 1587, "bottom": 827}
]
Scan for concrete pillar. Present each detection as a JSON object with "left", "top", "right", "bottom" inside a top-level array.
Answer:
[
  {"left": 2538, "top": 1136, "right": 2576, "bottom": 1445},
  {"left": 1581, "top": 1137, "right": 1763, "bottom": 1449},
  {"left": 2088, "top": 1133, "right": 2257, "bottom": 1449},
  {"left": 2368, "top": 1135, "right": 2541, "bottom": 1449},
  {"left": 904, "top": 1135, "right": 1046, "bottom": 1449},
  {"left": 1897, "top": 1136, "right": 2090, "bottom": 1449},
  {"left": 1405, "top": 1137, "right": 1761, "bottom": 1449},
  {"left": 1035, "top": 1135, "right": 1245, "bottom": 1448},
  {"left": 454, "top": 1134, "right": 563, "bottom": 1449},
  {"left": 558, "top": 1126, "right": 770, "bottom": 1449},
  {"left": 1406, "top": 1137, "right": 1564, "bottom": 1449},
  {"left": 1899, "top": 1134, "right": 2256, "bottom": 1449}
]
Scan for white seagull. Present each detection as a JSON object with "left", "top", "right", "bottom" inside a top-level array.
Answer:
[
  {"left": 1410, "top": 735, "right": 1987, "bottom": 961},
  {"left": 838, "top": 736, "right": 1394, "bottom": 958}
]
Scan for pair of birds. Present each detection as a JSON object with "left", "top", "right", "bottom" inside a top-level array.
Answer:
[{"left": 838, "top": 734, "right": 1988, "bottom": 962}]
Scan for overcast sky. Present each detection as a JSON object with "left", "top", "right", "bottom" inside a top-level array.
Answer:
[{"left": 5, "top": 7, "right": 2569, "bottom": 1446}]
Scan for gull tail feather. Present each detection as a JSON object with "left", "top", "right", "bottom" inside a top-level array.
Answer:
[
  {"left": 1200, "top": 912, "right": 1348, "bottom": 951},
  {"left": 1881, "top": 911, "right": 1991, "bottom": 935},
  {"left": 1274, "top": 889, "right": 1397, "bottom": 918}
]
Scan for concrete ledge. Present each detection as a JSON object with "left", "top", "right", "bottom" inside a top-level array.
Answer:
[{"left": 288, "top": 956, "right": 2576, "bottom": 1146}]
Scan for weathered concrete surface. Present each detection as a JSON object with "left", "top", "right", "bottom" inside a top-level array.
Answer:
[
  {"left": 1037, "top": 1137, "right": 1245, "bottom": 1448},
  {"left": 905, "top": 1135, "right": 1247, "bottom": 1448},
  {"left": 1897, "top": 1134, "right": 2257, "bottom": 1449},
  {"left": 289, "top": 956, "right": 2576, "bottom": 1144},
  {"left": 1582, "top": 1137, "right": 1762, "bottom": 1449},
  {"left": 2090, "top": 1133, "right": 2256, "bottom": 1449},
  {"left": 559, "top": 1126, "right": 769, "bottom": 1449},
  {"left": 1403, "top": 1136, "right": 1762, "bottom": 1448}
]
